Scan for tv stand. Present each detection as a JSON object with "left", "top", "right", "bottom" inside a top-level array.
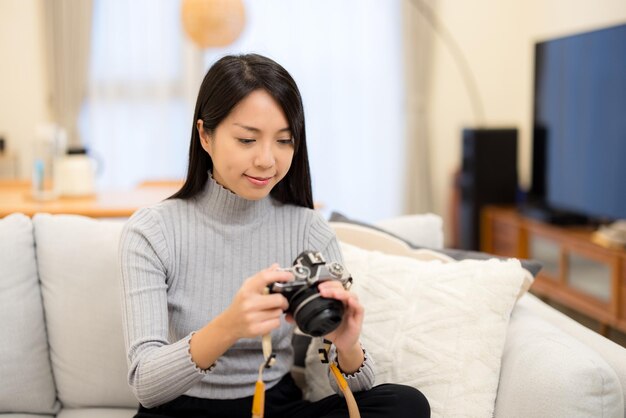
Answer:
[
  {"left": 519, "top": 203, "right": 590, "bottom": 226},
  {"left": 481, "top": 205, "right": 626, "bottom": 336}
]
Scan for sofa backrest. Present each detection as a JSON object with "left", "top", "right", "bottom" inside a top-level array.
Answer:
[
  {"left": 33, "top": 214, "right": 136, "bottom": 409},
  {"left": 0, "top": 214, "right": 60, "bottom": 415}
]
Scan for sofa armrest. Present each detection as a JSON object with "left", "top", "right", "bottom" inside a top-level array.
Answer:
[
  {"left": 518, "top": 293, "right": 626, "bottom": 409},
  {"left": 495, "top": 293, "right": 625, "bottom": 417}
]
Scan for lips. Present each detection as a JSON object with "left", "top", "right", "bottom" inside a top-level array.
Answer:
[{"left": 245, "top": 174, "right": 273, "bottom": 186}]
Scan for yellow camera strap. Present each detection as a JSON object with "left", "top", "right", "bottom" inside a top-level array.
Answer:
[
  {"left": 252, "top": 286, "right": 359, "bottom": 418},
  {"left": 320, "top": 339, "right": 361, "bottom": 418},
  {"left": 251, "top": 379, "right": 265, "bottom": 418},
  {"left": 252, "top": 332, "right": 276, "bottom": 418},
  {"left": 252, "top": 287, "right": 277, "bottom": 418},
  {"left": 252, "top": 335, "right": 360, "bottom": 418}
]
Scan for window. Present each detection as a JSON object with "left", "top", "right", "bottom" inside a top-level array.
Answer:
[
  {"left": 81, "top": 0, "right": 191, "bottom": 189},
  {"left": 82, "top": 0, "right": 404, "bottom": 221}
]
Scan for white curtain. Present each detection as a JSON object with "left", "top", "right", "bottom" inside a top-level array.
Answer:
[
  {"left": 81, "top": 0, "right": 199, "bottom": 189},
  {"left": 83, "top": 0, "right": 408, "bottom": 222},
  {"left": 401, "top": 0, "right": 435, "bottom": 214},
  {"left": 202, "top": 0, "right": 405, "bottom": 221},
  {"left": 43, "top": 0, "right": 93, "bottom": 147}
]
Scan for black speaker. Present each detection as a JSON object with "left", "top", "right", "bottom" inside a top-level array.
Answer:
[{"left": 458, "top": 128, "right": 518, "bottom": 250}]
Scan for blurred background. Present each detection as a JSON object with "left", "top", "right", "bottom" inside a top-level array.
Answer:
[{"left": 1, "top": 0, "right": 625, "bottom": 244}]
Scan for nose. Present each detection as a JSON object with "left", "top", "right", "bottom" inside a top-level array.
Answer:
[{"left": 254, "top": 144, "right": 275, "bottom": 169}]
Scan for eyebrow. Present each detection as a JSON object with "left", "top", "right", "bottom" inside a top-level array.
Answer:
[{"left": 233, "top": 123, "right": 291, "bottom": 134}]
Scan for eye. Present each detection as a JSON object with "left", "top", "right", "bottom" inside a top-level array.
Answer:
[
  {"left": 277, "top": 138, "right": 294, "bottom": 145},
  {"left": 237, "top": 138, "right": 255, "bottom": 144}
]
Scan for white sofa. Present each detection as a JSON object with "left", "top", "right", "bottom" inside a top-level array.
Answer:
[{"left": 0, "top": 212, "right": 625, "bottom": 418}]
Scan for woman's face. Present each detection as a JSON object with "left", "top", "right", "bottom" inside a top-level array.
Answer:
[{"left": 198, "top": 89, "right": 295, "bottom": 201}]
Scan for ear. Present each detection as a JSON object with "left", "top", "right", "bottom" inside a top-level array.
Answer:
[{"left": 197, "top": 120, "right": 213, "bottom": 155}]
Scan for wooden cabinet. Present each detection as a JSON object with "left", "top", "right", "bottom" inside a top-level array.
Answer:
[{"left": 481, "top": 206, "right": 626, "bottom": 335}]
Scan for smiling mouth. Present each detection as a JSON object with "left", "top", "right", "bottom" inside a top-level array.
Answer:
[{"left": 245, "top": 174, "right": 273, "bottom": 186}]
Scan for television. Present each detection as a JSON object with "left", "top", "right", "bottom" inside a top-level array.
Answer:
[{"left": 528, "top": 22, "right": 626, "bottom": 224}]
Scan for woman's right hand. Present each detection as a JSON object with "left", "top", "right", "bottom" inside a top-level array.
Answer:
[
  {"left": 223, "top": 264, "right": 293, "bottom": 339},
  {"left": 190, "top": 264, "right": 293, "bottom": 369}
]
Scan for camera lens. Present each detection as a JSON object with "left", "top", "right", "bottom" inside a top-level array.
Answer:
[{"left": 289, "top": 288, "right": 344, "bottom": 337}]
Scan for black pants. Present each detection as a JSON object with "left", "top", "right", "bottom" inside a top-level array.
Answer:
[{"left": 134, "top": 374, "right": 430, "bottom": 418}]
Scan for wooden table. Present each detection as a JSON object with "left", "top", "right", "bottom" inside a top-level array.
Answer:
[
  {"left": 0, "top": 180, "right": 183, "bottom": 218},
  {"left": 481, "top": 205, "right": 626, "bottom": 335}
]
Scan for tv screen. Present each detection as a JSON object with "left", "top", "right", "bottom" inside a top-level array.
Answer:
[{"left": 532, "top": 23, "right": 626, "bottom": 221}]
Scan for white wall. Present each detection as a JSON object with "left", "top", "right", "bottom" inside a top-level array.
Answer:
[
  {"left": 0, "top": 0, "right": 51, "bottom": 178},
  {"left": 426, "top": 0, "right": 626, "bottom": 243}
]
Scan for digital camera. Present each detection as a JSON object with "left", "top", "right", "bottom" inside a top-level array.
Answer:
[{"left": 268, "top": 250, "right": 352, "bottom": 337}]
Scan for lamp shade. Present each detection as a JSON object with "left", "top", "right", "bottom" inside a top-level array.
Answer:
[{"left": 181, "top": 0, "right": 246, "bottom": 48}]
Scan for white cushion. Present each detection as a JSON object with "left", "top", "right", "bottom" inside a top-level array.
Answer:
[
  {"left": 375, "top": 213, "right": 444, "bottom": 249},
  {"left": 330, "top": 222, "right": 454, "bottom": 262},
  {"left": 495, "top": 297, "right": 624, "bottom": 417},
  {"left": 0, "top": 214, "right": 60, "bottom": 415},
  {"left": 56, "top": 408, "right": 136, "bottom": 418},
  {"left": 305, "top": 242, "right": 526, "bottom": 418},
  {"left": 33, "top": 214, "right": 136, "bottom": 408}
]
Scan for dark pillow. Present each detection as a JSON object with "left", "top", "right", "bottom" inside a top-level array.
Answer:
[
  {"left": 329, "top": 211, "right": 543, "bottom": 277},
  {"left": 292, "top": 333, "right": 311, "bottom": 368}
]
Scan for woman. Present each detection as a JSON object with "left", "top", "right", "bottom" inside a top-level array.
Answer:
[{"left": 120, "top": 53, "right": 429, "bottom": 418}]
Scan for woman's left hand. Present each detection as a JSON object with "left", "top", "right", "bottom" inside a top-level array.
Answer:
[
  {"left": 284, "top": 279, "right": 365, "bottom": 373},
  {"left": 316, "top": 280, "right": 363, "bottom": 352}
]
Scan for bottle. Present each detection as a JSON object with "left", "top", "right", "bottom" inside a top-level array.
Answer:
[{"left": 31, "top": 124, "right": 66, "bottom": 200}]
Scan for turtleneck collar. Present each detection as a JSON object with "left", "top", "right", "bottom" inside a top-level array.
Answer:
[{"left": 195, "top": 173, "right": 273, "bottom": 225}]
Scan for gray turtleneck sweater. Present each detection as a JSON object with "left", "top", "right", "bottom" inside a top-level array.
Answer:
[{"left": 119, "top": 176, "right": 374, "bottom": 408}]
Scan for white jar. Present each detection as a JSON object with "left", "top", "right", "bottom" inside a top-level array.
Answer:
[{"left": 54, "top": 148, "right": 97, "bottom": 197}]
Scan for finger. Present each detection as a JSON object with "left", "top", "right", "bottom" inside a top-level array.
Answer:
[
  {"left": 318, "top": 283, "right": 349, "bottom": 301},
  {"left": 259, "top": 293, "right": 290, "bottom": 311},
  {"left": 345, "top": 298, "right": 364, "bottom": 320},
  {"left": 240, "top": 309, "right": 285, "bottom": 336},
  {"left": 317, "top": 281, "right": 345, "bottom": 291},
  {"left": 343, "top": 294, "right": 364, "bottom": 315},
  {"left": 242, "top": 271, "right": 293, "bottom": 295},
  {"left": 320, "top": 290, "right": 363, "bottom": 319},
  {"left": 255, "top": 268, "right": 295, "bottom": 287},
  {"left": 242, "top": 293, "right": 289, "bottom": 312},
  {"left": 247, "top": 308, "right": 285, "bottom": 323},
  {"left": 318, "top": 285, "right": 351, "bottom": 301},
  {"left": 342, "top": 301, "right": 364, "bottom": 330},
  {"left": 253, "top": 318, "right": 283, "bottom": 336}
]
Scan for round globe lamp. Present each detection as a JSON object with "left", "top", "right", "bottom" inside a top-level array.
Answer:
[{"left": 181, "top": 0, "right": 246, "bottom": 48}]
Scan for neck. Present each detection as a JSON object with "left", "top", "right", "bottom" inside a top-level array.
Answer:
[{"left": 196, "top": 173, "right": 272, "bottom": 225}]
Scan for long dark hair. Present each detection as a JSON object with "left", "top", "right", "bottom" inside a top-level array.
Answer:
[{"left": 169, "top": 54, "right": 313, "bottom": 209}]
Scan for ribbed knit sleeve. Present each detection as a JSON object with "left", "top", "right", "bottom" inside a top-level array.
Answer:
[
  {"left": 327, "top": 344, "right": 375, "bottom": 394},
  {"left": 307, "top": 210, "right": 344, "bottom": 265},
  {"left": 306, "top": 211, "right": 376, "bottom": 394},
  {"left": 119, "top": 208, "right": 209, "bottom": 408}
]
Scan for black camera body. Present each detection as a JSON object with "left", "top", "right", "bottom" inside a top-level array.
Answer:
[{"left": 268, "top": 250, "right": 352, "bottom": 337}]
